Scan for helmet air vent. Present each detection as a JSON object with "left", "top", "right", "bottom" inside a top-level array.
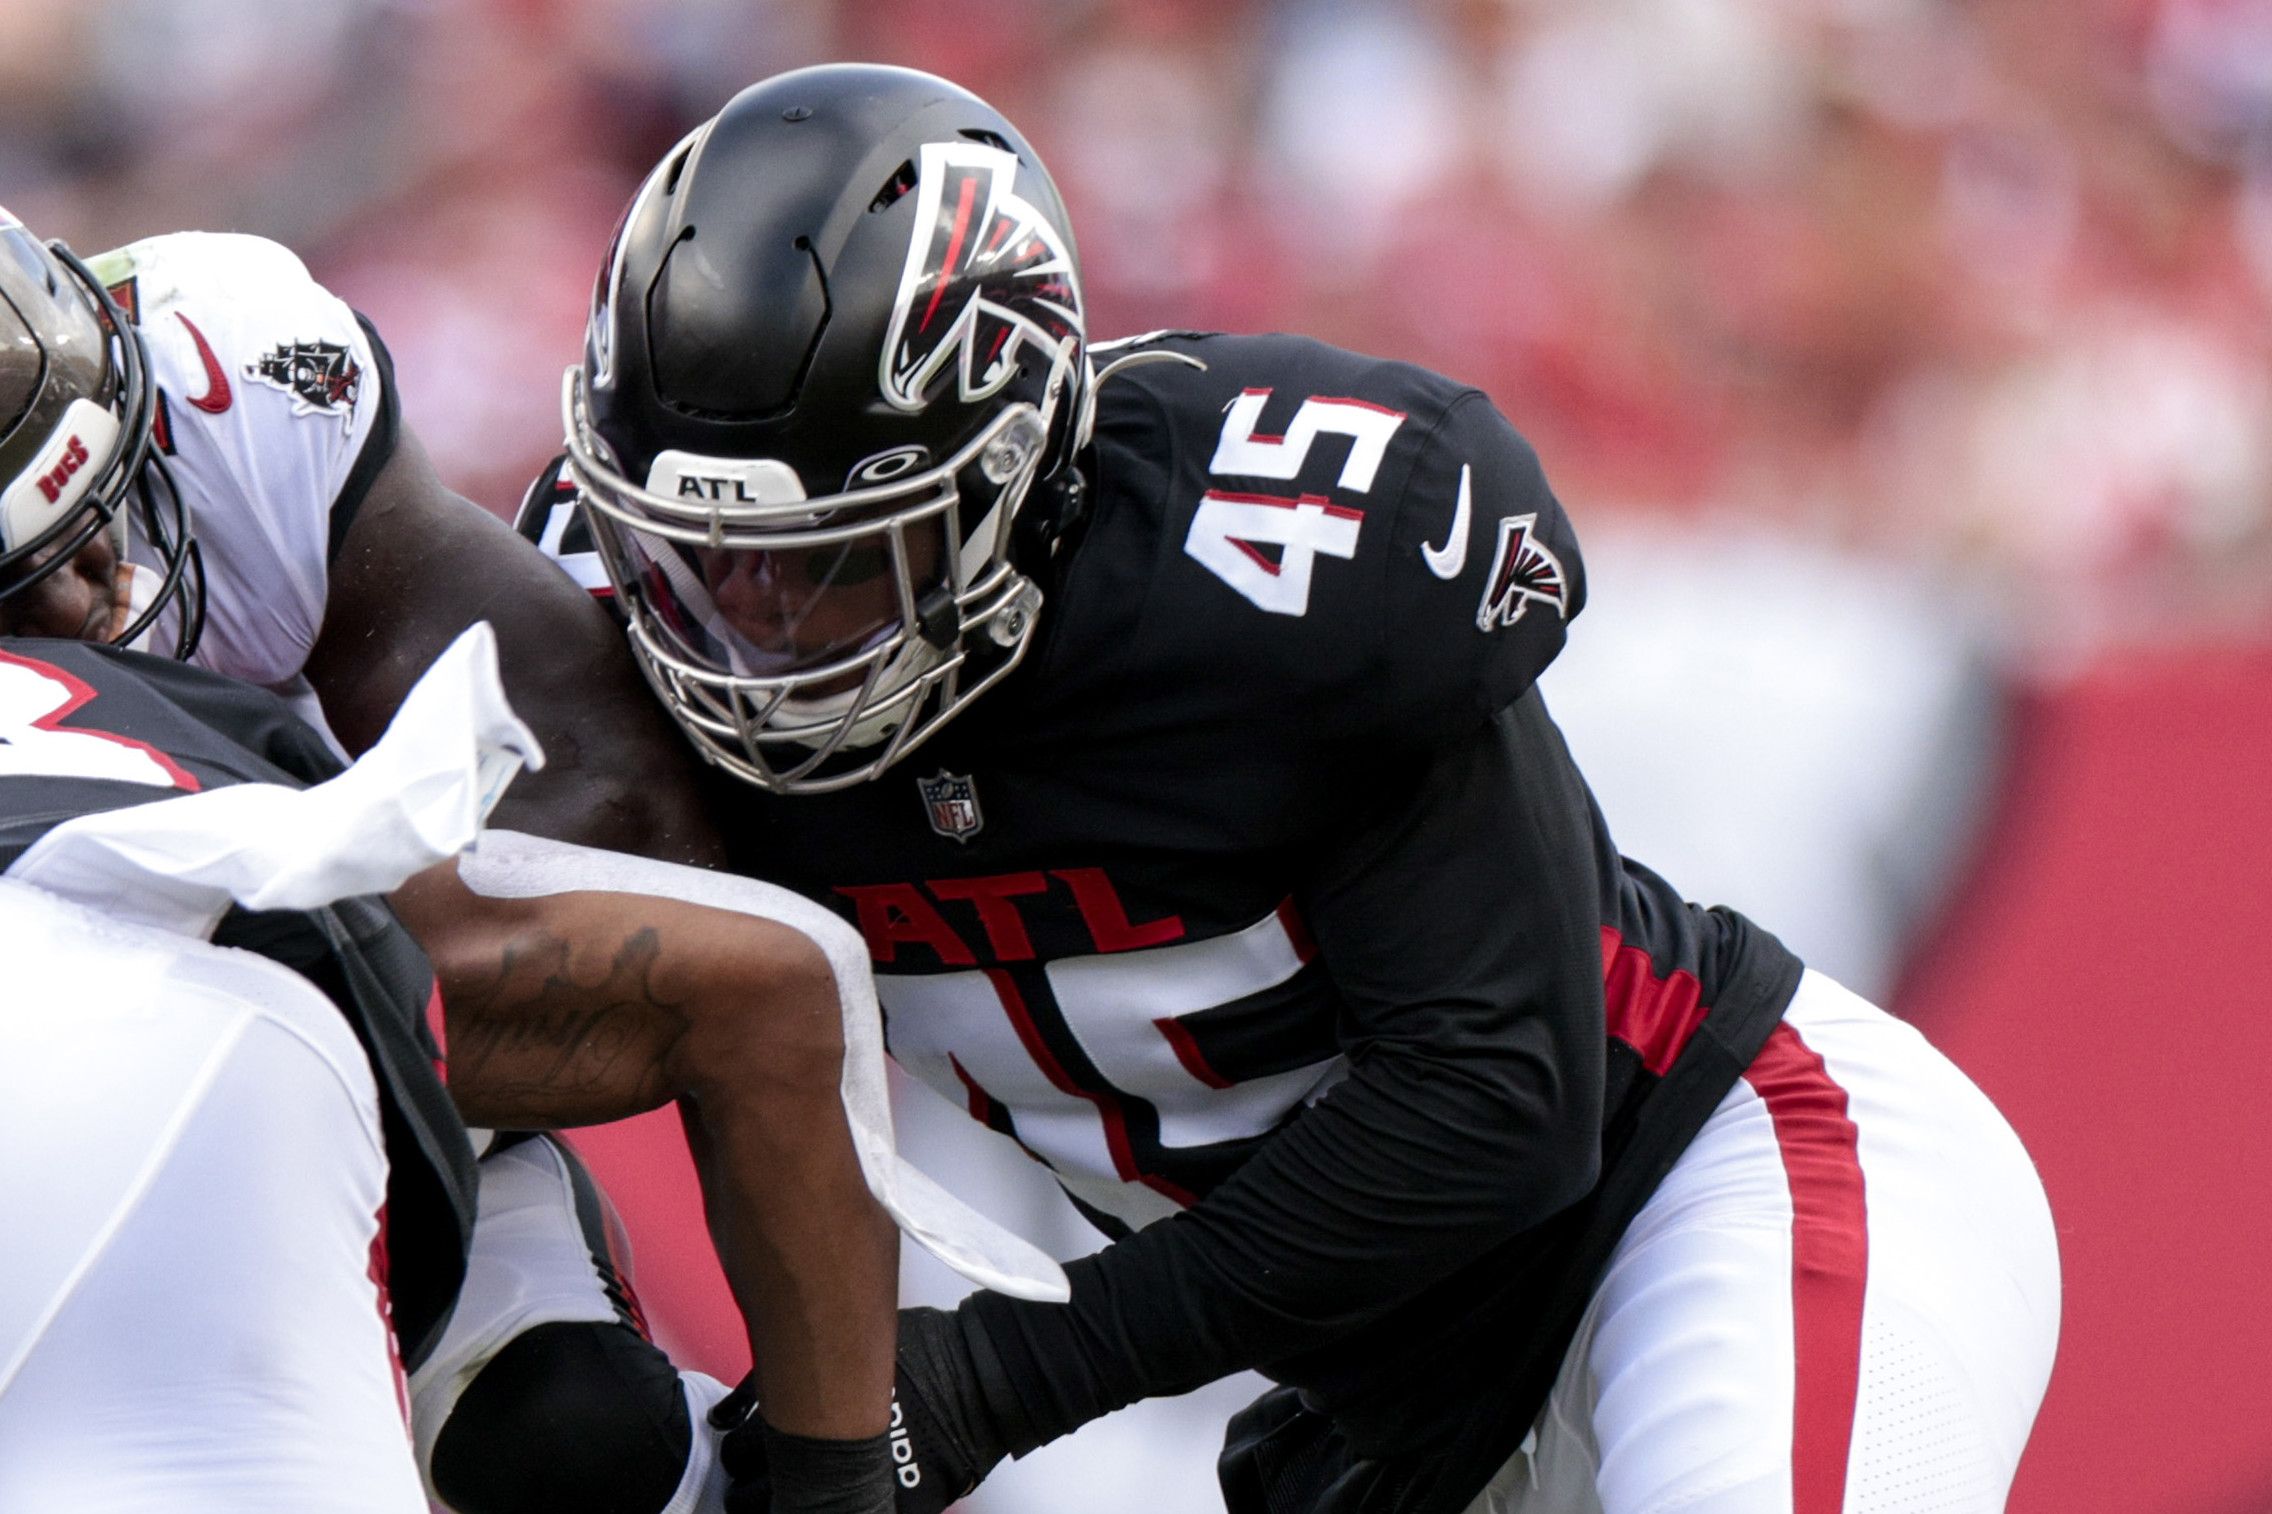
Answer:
[
  {"left": 869, "top": 160, "right": 918, "bottom": 214},
  {"left": 648, "top": 227, "right": 831, "bottom": 418}
]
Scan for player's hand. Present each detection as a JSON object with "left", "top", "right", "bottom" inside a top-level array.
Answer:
[
  {"left": 708, "top": 1377, "right": 770, "bottom": 1514},
  {"left": 887, "top": 1305, "right": 1009, "bottom": 1511},
  {"left": 713, "top": 1306, "right": 1008, "bottom": 1514}
]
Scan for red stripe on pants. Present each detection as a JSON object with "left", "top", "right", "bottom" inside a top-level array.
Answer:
[{"left": 1743, "top": 1020, "right": 1868, "bottom": 1514}]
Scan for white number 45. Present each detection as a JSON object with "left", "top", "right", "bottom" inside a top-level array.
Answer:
[
  {"left": 1184, "top": 491, "right": 1363, "bottom": 617},
  {"left": 1184, "top": 390, "right": 1405, "bottom": 617}
]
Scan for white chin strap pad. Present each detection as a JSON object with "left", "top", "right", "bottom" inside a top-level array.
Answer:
[
  {"left": 456, "top": 829, "right": 1072, "bottom": 1304},
  {"left": 0, "top": 398, "right": 121, "bottom": 554}
]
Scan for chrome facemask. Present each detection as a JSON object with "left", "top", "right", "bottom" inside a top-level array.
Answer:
[{"left": 562, "top": 367, "right": 1049, "bottom": 794}]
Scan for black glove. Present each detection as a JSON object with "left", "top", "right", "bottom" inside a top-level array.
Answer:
[
  {"left": 889, "top": 1305, "right": 1012, "bottom": 1510},
  {"left": 713, "top": 1307, "right": 1012, "bottom": 1514},
  {"left": 710, "top": 1375, "right": 767, "bottom": 1513}
]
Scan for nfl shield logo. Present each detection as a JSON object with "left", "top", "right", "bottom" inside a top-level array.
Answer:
[{"left": 918, "top": 770, "right": 983, "bottom": 843}]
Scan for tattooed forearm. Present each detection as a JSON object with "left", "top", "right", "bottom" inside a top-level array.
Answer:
[
  {"left": 387, "top": 861, "right": 892, "bottom": 1436},
  {"left": 387, "top": 864, "right": 848, "bottom": 1133},
  {"left": 442, "top": 923, "right": 692, "bottom": 1127}
]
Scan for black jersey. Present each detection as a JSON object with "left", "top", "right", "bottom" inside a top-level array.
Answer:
[
  {"left": 527, "top": 332, "right": 1802, "bottom": 1501},
  {"left": 0, "top": 639, "right": 476, "bottom": 1370}
]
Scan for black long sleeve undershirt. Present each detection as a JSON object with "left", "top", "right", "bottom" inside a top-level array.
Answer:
[{"left": 962, "top": 692, "right": 1609, "bottom": 1449}]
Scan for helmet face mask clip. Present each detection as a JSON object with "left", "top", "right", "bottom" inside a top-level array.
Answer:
[{"left": 563, "top": 65, "right": 1088, "bottom": 794}]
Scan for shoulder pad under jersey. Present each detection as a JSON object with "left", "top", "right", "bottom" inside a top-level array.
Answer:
[
  {"left": 89, "top": 231, "right": 383, "bottom": 448},
  {"left": 84, "top": 232, "right": 393, "bottom": 689},
  {"left": 1085, "top": 332, "right": 1585, "bottom": 748}
]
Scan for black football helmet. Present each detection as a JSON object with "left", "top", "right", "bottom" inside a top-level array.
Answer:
[
  {"left": 563, "top": 64, "right": 1088, "bottom": 793},
  {"left": 0, "top": 208, "right": 200, "bottom": 655}
]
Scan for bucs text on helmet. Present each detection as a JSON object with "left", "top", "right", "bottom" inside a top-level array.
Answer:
[
  {"left": 563, "top": 64, "right": 1089, "bottom": 794},
  {"left": 0, "top": 208, "right": 201, "bottom": 656}
]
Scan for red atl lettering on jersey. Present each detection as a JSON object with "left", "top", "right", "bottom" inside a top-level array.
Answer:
[
  {"left": 927, "top": 871, "right": 1048, "bottom": 960},
  {"left": 834, "top": 882, "right": 976, "bottom": 966},
  {"left": 35, "top": 435, "right": 89, "bottom": 504},
  {"left": 1052, "top": 868, "right": 1184, "bottom": 952},
  {"left": 838, "top": 869, "right": 1185, "bottom": 963}
]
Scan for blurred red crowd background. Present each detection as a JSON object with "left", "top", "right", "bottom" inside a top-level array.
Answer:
[
  {"left": 8, "top": 0, "right": 2270, "bottom": 662},
  {"left": 10, "top": 2, "right": 2272, "bottom": 1510}
]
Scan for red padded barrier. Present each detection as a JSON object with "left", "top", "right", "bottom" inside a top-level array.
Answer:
[
  {"left": 563, "top": 1107, "right": 751, "bottom": 1384},
  {"left": 1900, "top": 647, "right": 2272, "bottom": 1514}
]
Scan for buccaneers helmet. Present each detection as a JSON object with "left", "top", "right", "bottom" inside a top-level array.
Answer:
[
  {"left": 563, "top": 65, "right": 1088, "bottom": 793},
  {"left": 0, "top": 209, "right": 199, "bottom": 655}
]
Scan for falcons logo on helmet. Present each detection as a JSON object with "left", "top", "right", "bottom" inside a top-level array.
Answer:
[
  {"left": 1475, "top": 513, "right": 1570, "bottom": 631},
  {"left": 878, "top": 140, "right": 1084, "bottom": 414}
]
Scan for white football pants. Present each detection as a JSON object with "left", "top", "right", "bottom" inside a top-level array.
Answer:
[
  {"left": 0, "top": 878, "right": 425, "bottom": 1514},
  {"left": 1465, "top": 970, "right": 2059, "bottom": 1514}
]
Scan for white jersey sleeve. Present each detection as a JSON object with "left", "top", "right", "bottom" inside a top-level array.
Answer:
[{"left": 86, "top": 232, "right": 393, "bottom": 691}]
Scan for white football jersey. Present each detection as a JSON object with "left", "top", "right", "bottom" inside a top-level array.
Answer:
[{"left": 84, "top": 233, "right": 385, "bottom": 703}]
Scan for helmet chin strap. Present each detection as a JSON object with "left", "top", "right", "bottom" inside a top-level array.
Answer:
[{"left": 117, "top": 563, "right": 164, "bottom": 653}]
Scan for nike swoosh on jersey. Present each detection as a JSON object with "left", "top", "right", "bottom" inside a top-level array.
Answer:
[
  {"left": 177, "top": 313, "right": 232, "bottom": 415},
  {"left": 1421, "top": 463, "right": 1471, "bottom": 579}
]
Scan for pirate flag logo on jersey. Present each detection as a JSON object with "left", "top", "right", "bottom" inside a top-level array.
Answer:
[
  {"left": 878, "top": 140, "right": 1083, "bottom": 415},
  {"left": 918, "top": 769, "right": 984, "bottom": 843},
  {"left": 1475, "top": 513, "right": 1570, "bottom": 631},
  {"left": 248, "top": 339, "right": 361, "bottom": 418}
]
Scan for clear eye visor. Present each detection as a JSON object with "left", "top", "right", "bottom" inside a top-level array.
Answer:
[
  {"left": 610, "top": 503, "right": 956, "bottom": 684},
  {"left": 569, "top": 365, "right": 1043, "bottom": 562},
  {"left": 560, "top": 368, "right": 1051, "bottom": 792}
]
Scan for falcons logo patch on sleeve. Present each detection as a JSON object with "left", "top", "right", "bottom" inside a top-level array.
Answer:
[{"left": 1475, "top": 513, "right": 1569, "bottom": 631}]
